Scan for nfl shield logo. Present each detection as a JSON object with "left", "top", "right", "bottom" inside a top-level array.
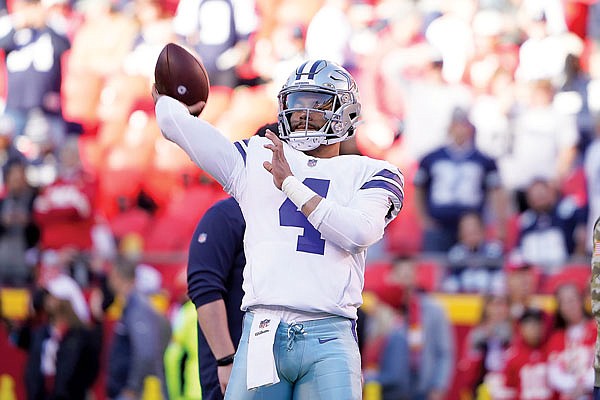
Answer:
[
  {"left": 259, "top": 319, "right": 270, "bottom": 329},
  {"left": 307, "top": 159, "right": 317, "bottom": 167}
]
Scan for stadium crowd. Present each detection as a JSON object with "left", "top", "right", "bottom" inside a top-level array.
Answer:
[{"left": 0, "top": 0, "right": 599, "bottom": 398}]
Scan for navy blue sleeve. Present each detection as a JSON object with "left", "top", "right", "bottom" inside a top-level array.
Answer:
[{"left": 187, "top": 198, "right": 245, "bottom": 309}]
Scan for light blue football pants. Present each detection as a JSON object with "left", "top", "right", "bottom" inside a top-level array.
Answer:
[{"left": 224, "top": 312, "right": 362, "bottom": 399}]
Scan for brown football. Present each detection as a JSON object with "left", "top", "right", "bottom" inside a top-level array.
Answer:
[{"left": 154, "top": 43, "right": 210, "bottom": 114}]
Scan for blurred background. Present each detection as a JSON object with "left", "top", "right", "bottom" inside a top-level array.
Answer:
[{"left": 0, "top": 0, "right": 599, "bottom": 399}]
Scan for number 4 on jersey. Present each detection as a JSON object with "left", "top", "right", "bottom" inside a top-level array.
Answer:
[{"left": 279, "top": 178, "right": 330, "bottom": 255}]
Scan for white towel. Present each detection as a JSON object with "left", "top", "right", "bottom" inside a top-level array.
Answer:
[{"left": 246, "top": 313, "right": 280, "bottom": 390}]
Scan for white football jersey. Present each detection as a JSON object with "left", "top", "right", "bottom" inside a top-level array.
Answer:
[
  {"left": 154, "top": 96, "right": 404, "bottom": 319},
  {"left": 229, "top": 136, "right": 404, "bottom": 319}
]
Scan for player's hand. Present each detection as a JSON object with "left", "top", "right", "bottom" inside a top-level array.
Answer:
[
  {"left": 263, "top": 130, "right": 293, "bottom": 190},
  {"left": 151, "top": 84, "right": 205, "bottom": 116},
  {"left": 187, "top": 99, "right": 206, "bottom": 117},
  {"left": 218, "top": 364, "right": 233, "bottom": 395}
]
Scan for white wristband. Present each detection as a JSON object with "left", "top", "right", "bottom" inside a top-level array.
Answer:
[{"left": 281, "top": 176, "right": 317, "bottom": 209}]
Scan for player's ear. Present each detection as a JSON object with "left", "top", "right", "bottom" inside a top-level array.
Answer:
[{"left": 187, "top": 100, "right": 206, "bottom": 117}]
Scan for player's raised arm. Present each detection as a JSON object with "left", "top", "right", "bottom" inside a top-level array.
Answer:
[
  {"left": 306, "top": 168, "right": 403, "bottom": 254},
  {"left": 153, "top": 92, "right": 245, "bottom": 196},
  {"left": 263, "top": 129, "right": 402, "bottom": 254}
]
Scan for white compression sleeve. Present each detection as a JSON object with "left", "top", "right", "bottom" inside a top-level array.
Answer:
[
  {"left": 307, "top": 190, "right": 391, "bottom": 254},
  {"left": 154, "top": 96, "right": 244, "bottom": 192}
]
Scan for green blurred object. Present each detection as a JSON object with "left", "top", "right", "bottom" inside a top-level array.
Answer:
[{"left": 164, "top": 300, "right": 202, "bottom": 400}]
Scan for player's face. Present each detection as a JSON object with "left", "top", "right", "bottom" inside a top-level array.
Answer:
[{"left": 284, "top": 92, "right": 332, "bottom": 132}]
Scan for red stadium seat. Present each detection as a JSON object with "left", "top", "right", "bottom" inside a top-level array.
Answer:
[
  {"left": 415, "top": 259, "right": 443, "bottom": 292},
  {"left": 143, "top": 185, "right": 227, "bottom": 252},
  {"left": 97, "top": 168, "right": 144, "bottom": 219},
  {"left": 109, "top": 208, "right": 152, "bottom": 240},
  {"left": 364, "top": 262, "right": 401, "bottom": 308},
  {"left": 384, "top": 163, "right": 423, "bottom": 257},
  {"left": 384, "top": 206, "right": 423, "bottom": 257}
]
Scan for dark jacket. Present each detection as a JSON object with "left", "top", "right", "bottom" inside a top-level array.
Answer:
[
  {"left": 107, "top": 291, "right": 171, "bottom": 399},
  {"left": 25, "top": 325, "right": 100, "bottom": 400},
  {"left": 187, "top": 197, "right": 246, "bottom": 400}
]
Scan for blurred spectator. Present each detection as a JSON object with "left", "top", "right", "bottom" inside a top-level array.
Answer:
[
  {"left": 32, "top": 137, "right": 114, "bottom": 286},
  {"left": 376, "top": 257, "right": 454, "bottom": 400},
  {"left": 251, "top": 21, "right": 306, "bottom": 93},
  {"left": 515, "top": 4, "right": 569, "bottom": 83},
  {"left": 107, "top": 257, "right": 171, "bottom": 400},
  {"left": 0, "top": 0, "right": 71, "bottom": 151},
  {"left": 134, "top": 263, "right": 162, "bottom": 296},
  {"left": 588, "top": 2, "right": 600, "bottom": 47},
  {"left": 514, "top": 178, "right": 587, "bottom": 273},
  {"left": 356, "top": 2, "right": 425, "bottom": 150},
  {"left": 173, "top": 0, "right": 258, "bottom": 89},
  {"left": 33, "top": 137, "right": 94, "bottom": 248},
  {"left": 424, "top": 0, "right": 476, "bottom": 84},
  {"left": 62, "top": 0, "right": 137, "bottom": 128},
  {"left": 503, "top": 308, "right": 552, "bottom": 400},
  {"left": 517, "top": 0, "right": 567, "bottom": 37},
  {"left": 0, "top": 160, "right": 39, "bottom": 286},
  {"left": 457, "top": 293, "right": 513, "bottom": 399},
  {"left": 546, "top": 283, "right": 595, "bottom": 399},
  {"left": 442, "top": 212, "right": 505, "bottom": 293},
  {"left": 504, "top": 260, "right": 542, "bottom": 322},
  {"left": 392, "top": 47, "right": 472, "bottom": 162},
  {"left": 122, "top": 0, "right": 175, "bottom": 80},
  {"left": 469, "top": 66, "right": 515, "bottom": 158},
  {"left": 589, "top": 47, "right": 600, "bottom": 125},
  {"left": 467, "top": 9, "right": 519, "bottom": 93},
  {"left": 499, "top": 79, "right": 579, "bottom": 202},
  {"left": 584, "top": 114, "right": 600, "bottom": 254},
  {"left": 164, "top": 300, "right": 201, "bottom": 400},
  {"left": 25, "top": 273, "right": 99, "bottom": 400},
  {"left": 557, "top": 49, "right": 593, "bottom": 153},
  {"left": 413, "top": 107, "right": 507, "bottom": 252},
  {"left": 304, "top": 0, "right": 352, "bottom": 68},
  {"left": 0, "top": 118, "right": 27, "bottom": 192}
]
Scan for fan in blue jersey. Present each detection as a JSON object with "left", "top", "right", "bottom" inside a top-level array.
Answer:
[
  {"left": 0, "top": 0, "right": 70, "bottom": 151},
  {"left": 413, "top": 107, "right": 508, "bottom": 253},
  {"left": 515, "top": 177, "right": 588, "bottom": 272},
  {"left": 154, "top": 59, "right": 404, "bottom": 399}
]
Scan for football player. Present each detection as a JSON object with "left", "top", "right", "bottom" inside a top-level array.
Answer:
[{"left": 153, "top": 60, "right": 404, "bottom": 399}]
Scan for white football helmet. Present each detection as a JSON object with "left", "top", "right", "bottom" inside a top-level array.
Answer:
[{"left": 277, "top": 60, "right": 361, "bottom": 151}]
